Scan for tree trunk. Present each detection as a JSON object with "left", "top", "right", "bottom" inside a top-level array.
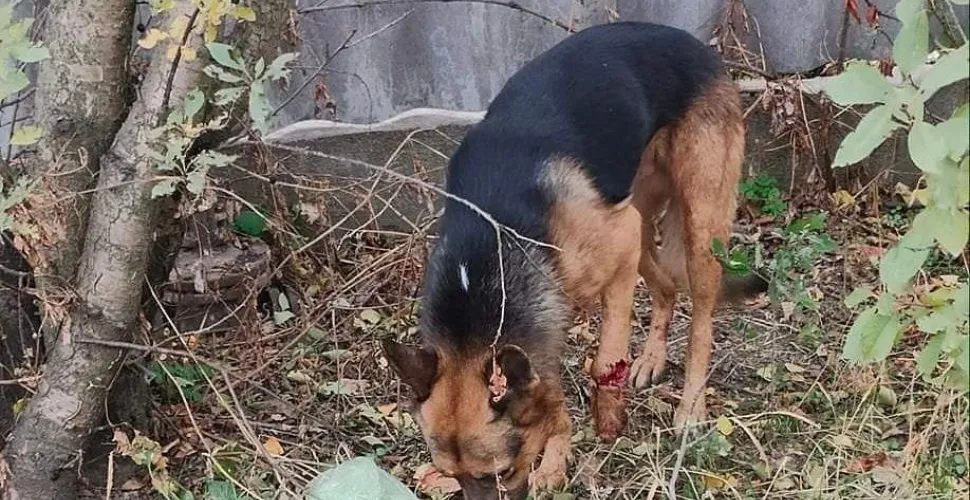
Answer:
[
  {"left": 0, "top": 2, "right": 205, "bottom": 497},
  {"left": 16, "top": 0, "right": 134, "bottom": 353}
]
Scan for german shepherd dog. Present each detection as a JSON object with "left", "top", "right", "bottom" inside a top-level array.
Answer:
[{"left": 383, "top": 22, "right": 766, "bottom": 499}]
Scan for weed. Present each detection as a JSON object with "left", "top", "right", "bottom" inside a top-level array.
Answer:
[
  {"left": 740, "top": 173, "right": 788, "bottom": 217},
  {"left": 146, "top": 360, "right": 214, "bottom": 403}
]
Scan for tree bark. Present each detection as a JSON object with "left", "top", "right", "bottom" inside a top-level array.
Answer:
[
  {"left": 0, "top": 2, "right": 205, "bottom": 497},
  {"left": 15, "top": 0, "right": 134, "bottom": 352}
]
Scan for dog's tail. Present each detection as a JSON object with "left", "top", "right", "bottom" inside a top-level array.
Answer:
[{"left": 718, "top": 272, "right": 769, "bottom": 305}]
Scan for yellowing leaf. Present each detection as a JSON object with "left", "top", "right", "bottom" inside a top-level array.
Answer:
[
  {"left": 204, "top": 22, "right": 218, "bottom": 44},
  {"left": 831, "top": 189, "right": 855, "bottom": 209},
  {"left": 137, "top": 28, "right": 169, "bottom": 49},
  {"left": 166, "top": 45, "right": 179, "bottom": 61},
  {"left": 233, "top": 6, "right": 256, "bottom": 22},
  {"left": 263, "top": 437, "right": 284, "bottom": 457},
  {"left": 167, "top": 17, "right": 189, "bottom": 40},
  {"left": 181, "top": 46, "right": 197, "bottom": 62},
  {"left": 716, "top": 415, "right": 734, "bottom": 436},
  {"left": 10, "top": 125, "right": 42, "bottom": 146}
]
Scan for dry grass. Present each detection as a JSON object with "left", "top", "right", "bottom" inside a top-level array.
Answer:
[{"left": 71, "top": 130, "right": 969, "bottom": 500}]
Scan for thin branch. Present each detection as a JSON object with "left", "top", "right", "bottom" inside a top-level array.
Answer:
[
  {"left": 298, "top": 0, "right": 576, "bottom": 33},
  {"left": 264, "top": 141, "right": 561, "bottom": 253},
  {"left": 0, "top": 89, "right": 35, "bottom": 111},
  {"left": 271, "top": 9, "right": 413, "bottom": 119}
]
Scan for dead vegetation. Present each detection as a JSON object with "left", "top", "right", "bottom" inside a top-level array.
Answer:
[{"left": 44, "top": 125, "right": 966, "bottom": 499}]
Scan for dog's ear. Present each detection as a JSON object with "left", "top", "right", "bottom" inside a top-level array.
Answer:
[
  {"left": 382, "top": 339, "right": 438, "bottom": 401},
  {"left": 486, "top": 344, "right": 539, "bottom": 405}
]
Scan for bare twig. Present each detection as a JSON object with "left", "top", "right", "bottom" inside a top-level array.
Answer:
[
  {"left": 265, "top": 142, "right": 560, "bottom": 253},
  {"left": 271, "top": 9, "right": 413, "bottom": 119}
]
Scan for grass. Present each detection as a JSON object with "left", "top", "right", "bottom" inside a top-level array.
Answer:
[{"left": 74, "top": 165, "right": 969, "bottom": 500}]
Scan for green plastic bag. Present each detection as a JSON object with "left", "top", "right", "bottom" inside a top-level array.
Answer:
[{"left": 306, "top": 456, "right": 419, "bottom": 500}]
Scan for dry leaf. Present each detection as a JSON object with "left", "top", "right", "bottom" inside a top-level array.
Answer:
[
  {"left": 845, "top": 451, "right": 888, "bottom": 473},
  {"left": 700, "top": 473, "right": 738, "bottom": 491},
  {"left": 414, "top": 463, "right": 462, "bottom": 495},
  {"left": 120, "top": 478, "right": 147, "bottom": 491},
  {"left": 113, "top": 429, "right": 132, "bottom": 454},
  {"left": 263, "top": 437, "right": 284, "bottom": 457},
  {"left": 377, "top": 403, "right": 398, "bottom": 416}
]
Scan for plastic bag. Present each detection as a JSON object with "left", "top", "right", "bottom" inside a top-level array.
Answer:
[{"left": 306, "top": 456, "right": 419, "bottom": 500}]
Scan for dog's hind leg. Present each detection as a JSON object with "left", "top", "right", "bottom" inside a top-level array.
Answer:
[
  {"left": 668, "top": 79, "right": 745, "bottom": 434},
  {"left": 629, "top": 134, "right": 682, "bottom": 389}
]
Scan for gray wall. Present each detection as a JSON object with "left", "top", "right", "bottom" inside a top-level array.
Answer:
[
  {"left": 278, "top": 0, "right": 968, "bottom": 126},
  {"left": 3, "top": 0, "right": 968, "bottom": 151}
]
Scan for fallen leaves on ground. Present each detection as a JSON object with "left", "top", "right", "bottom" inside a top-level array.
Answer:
[{"left": 414, "top": 463, "right": 462, "bottom": 495}]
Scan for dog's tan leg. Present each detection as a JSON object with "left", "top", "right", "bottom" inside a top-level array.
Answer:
[
  {"left": 529, "top": 402, "right": 571, "bottom": 492},
  {"left": 630, "top": 240, "right": 677, "bottom": 388},
  {"left": 590, "top": 205, "right": 641, "bottom": 442},
  {"left": 668, "top": 80, "right": 745, "bottom": 434},
  {"left": 628, "top": 131, "right": 680, "bottom": 389}
]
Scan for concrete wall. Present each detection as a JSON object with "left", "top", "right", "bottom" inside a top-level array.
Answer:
[{"left": 278, "top": 0, "right": 968, "bottom": 126}]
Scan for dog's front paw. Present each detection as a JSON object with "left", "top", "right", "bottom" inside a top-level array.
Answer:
[{"left": 529, "top": 463, "right": 567, "bottom": 493}]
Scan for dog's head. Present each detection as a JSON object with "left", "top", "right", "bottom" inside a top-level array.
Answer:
[{"left": 382, "top": 340, "right": 560, "bottom": 500}]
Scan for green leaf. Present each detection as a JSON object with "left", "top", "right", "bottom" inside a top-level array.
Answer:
[
  {"left": 921, "top": 206, "right": 969, "bottom": 256},
  {"left": 183, "top": 89, "right": 205, "bottom": 119},
  {"left": 232, "top": 210, "right": 267, "bottom": 237},
  {"left": 842, "top": 306, "right": 904, "bottom": 364},
  {"left": 185, "top": 169, "right": 206, "bottom": 195},
  {"left": 908, "top": 121, "right": 946, "bottom": 174},
  {"left": 893, "top": 0, "right": 929, "bottom": 75},
  {"left": 9, "top": 125, "right": 42, "bottom": 146},
  {"left": 264, "top": 52, "right": 298, "bottom": 81},
  {"left": 820, "top": 61, "right": 893, "bottom": 106},
  {"left": 248, "top": 79, "right": 272, "bottom": 137},
  {"left": 205, "top": 479, "right": 240, "bottom": 500},
  {"left": 844, "top": 286, "right": 874, "bottom": 308},
  {"left": 0, "top": 70, "right": 30, "bottom": 102},
  {"left": 195, "top": 150, "right": 237, "bottom": 168},
  {"left": 937, "top": 106, "right": 969, "bottom": 161},
  {"left": 832, "top": 105, "right": 901, "bottom": 167},
  {"left": 920, "top": 43, "right": 970, "bottom": 97},
  {"left": 254, "top": 57, "right": 266, "bottom": 79},
  {"left": 151, "top": 178, "right": 178, "bottom": 198},
  {"left": 917, "top": 333, "right": 944, "bottom": 377},
  {"left": 213, "top": 86, "right": 245, "bottom": 106},
  {"left": 11, "top": 44, "right": 49, "bottom": 63},
  {"left": 205, "top": 43, "right": 244, "bottom": 71},
  {"left": 203, "top": 65, "right": 245, "bottom": 84},
  {"left": 879, "top": 212, "right": 934, "bottom": 293}
]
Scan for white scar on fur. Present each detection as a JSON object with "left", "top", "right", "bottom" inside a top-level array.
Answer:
[{"left": 458, "top": 263, "right": 470, "bottom": 291}]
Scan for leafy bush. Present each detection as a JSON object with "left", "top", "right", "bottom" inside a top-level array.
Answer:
[{"left": 820, "top": 0, "right": 969, "bottom": 389}]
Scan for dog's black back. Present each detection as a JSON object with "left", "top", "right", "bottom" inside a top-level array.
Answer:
[{"left": 421, "top": 22, "right": 724, "bottom": 351}]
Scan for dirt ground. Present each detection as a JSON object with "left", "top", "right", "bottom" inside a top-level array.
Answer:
[{"left": 77, "top": 184, "right": 969, "bottom": 500}]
